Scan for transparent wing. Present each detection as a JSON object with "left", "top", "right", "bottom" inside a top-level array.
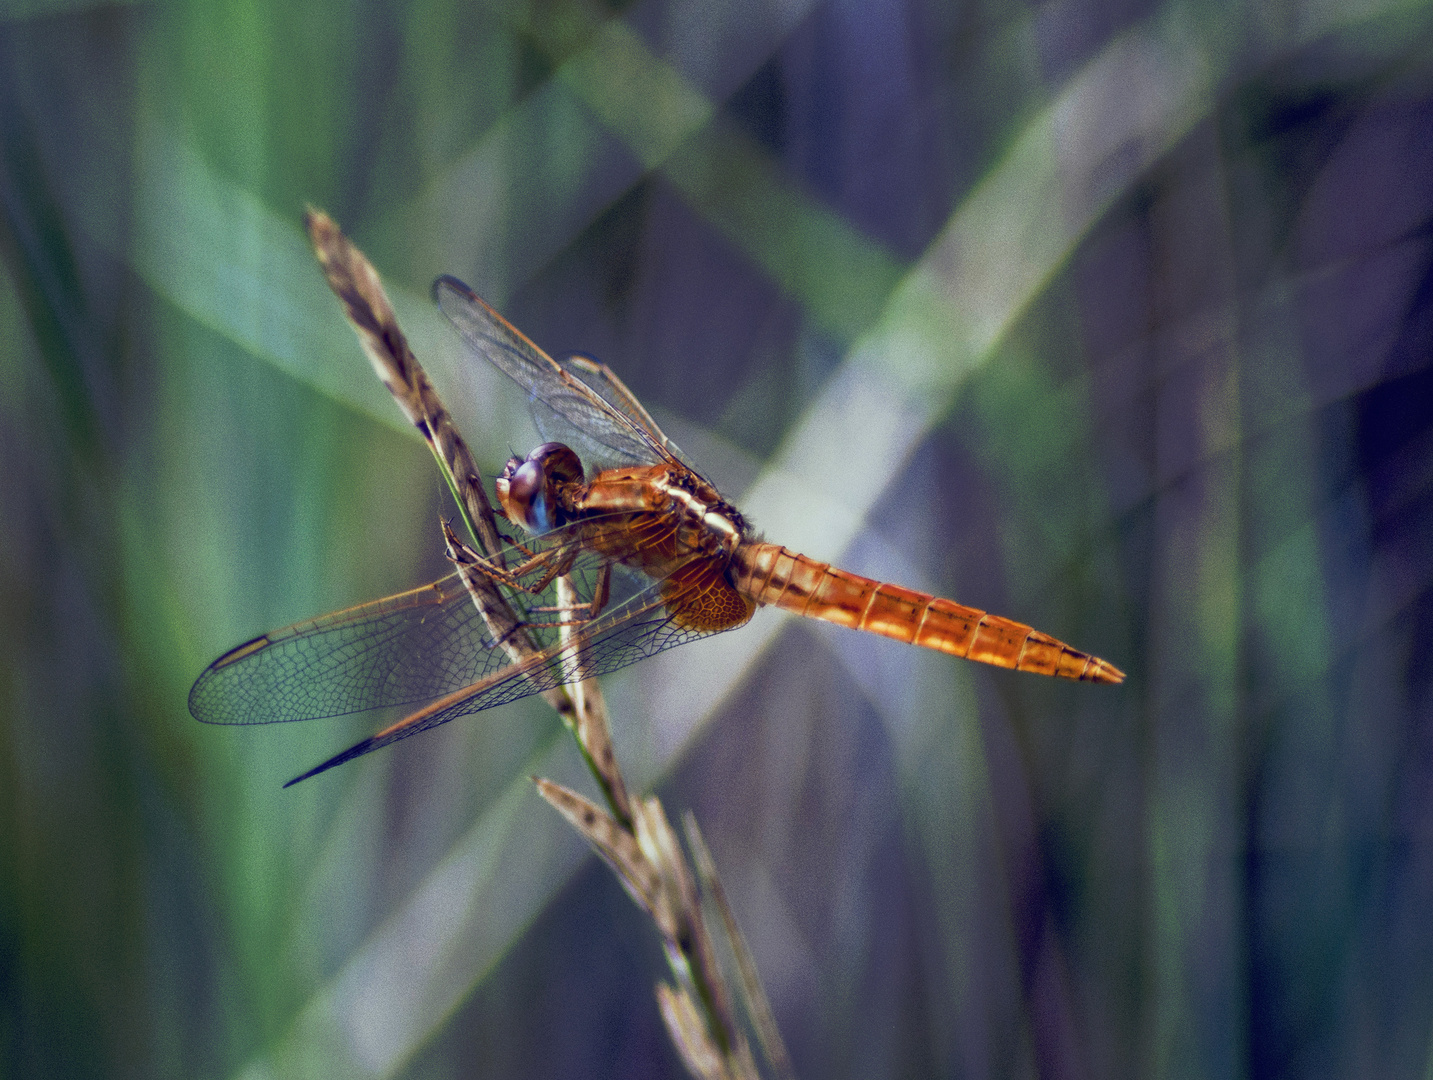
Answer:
[
  {"left": 188, "top": 527, "right": 741, "bottom": 778},
  {"left": 189, "top": 572, "right": 504, "bottom": 726},
  {"left": 278, "top": 566, "right": 731, "bottom": 785},
  {"left": 433, "top": 275, "right": 675, "bottom": 468},
  {"left": 545, "top": 353, "right": 697, "bottom": 472}
]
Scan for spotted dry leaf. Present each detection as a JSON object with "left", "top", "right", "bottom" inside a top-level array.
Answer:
[
  {"left": 657, "top": 982, "right": 733, "bottom": 1080},
  {"left": 533, "top": 778, "right": 670, "bottom": 934}
]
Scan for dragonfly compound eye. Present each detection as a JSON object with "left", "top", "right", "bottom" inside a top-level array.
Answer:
[
  {"left": 494, "top": 458, "right": 553, "bottom": 532},
  {"left": 528, "top": 442, "right": 585, "bottom": 485}
]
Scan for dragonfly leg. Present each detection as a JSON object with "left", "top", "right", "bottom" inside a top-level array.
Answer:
[
  {"left": 496, "top": 531, "right": 542, "bottom": 559},
  {"left": 588, "top": 562, "right": 611, "bottom": 619},
  {"left": 527, "top": 562, "right": 611, "bottom": 618},
  {"left": 519, "top": 617, "right": 593, "bottom": 630},
  {"left": 444, "top": 524, "right": 570, "bottom": 595},
  {"left": 504, "top": 551, "right": 576, "bottom": 597}
]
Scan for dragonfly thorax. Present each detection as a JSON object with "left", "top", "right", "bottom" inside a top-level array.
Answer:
[{"left": 644, "top": 468, "right": 748, "bottom": 561}]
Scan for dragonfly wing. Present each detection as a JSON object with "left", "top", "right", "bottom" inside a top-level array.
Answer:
[
  {"left": 545, "top": 353, "right": 700, "bottom": 473},
  {"left": 187, "top": 573, "right": 518, "bottom": 724},
  {"left": 189, "top": 527, "right": 601, "bottom": 725},
  {"left": 433, "top": 275, "right": 672, "bottom": 467},
  {"left": 282, "top": 561, "right": 741, "bottom": 784}
]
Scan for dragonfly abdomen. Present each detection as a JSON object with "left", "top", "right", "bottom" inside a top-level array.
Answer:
[{"left": 732, "top": 543, "right": 1124, "bottom": 683}]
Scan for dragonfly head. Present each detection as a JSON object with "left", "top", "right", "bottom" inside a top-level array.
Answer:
[{"left": 496, "top": 442, "right": 585, "bottom": 534}]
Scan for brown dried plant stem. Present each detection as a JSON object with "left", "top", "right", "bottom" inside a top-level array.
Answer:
[{"left": 303, "top": 210, "right": 788, "bottom": 1080}]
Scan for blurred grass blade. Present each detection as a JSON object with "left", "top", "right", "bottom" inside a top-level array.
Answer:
[
  {"left": 238, "top": 735, "right": 590, "bottom": 1080},
  {"left": 368, "top": 0, "right": 827, "bottom": 300},
  {"left": 685, "top": 812, "right": 796, "bottom": 1080},
  {"left": 638, "top": 12, "right": 1218, "bottom": 750}
]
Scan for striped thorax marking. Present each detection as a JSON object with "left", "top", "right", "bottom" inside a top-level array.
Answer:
[{"left": 652, "top": 472, "right": 744, "bottom": 556}]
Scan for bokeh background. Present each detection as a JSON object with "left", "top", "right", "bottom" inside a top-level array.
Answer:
[{"left": 4, "top": 0, "right": 1433, "bottom": 1077}]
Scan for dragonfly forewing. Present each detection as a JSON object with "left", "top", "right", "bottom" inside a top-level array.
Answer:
[
  {"left": 188, "top": 574, "right": 503, "bottom": 725},
  {"left": 277, "top": 566, "right": 733, "bottom": 785},
  {"left": 433, "top": 276, "right": 674, "bottom": 469},
  {"left": 188, "top": 528, "right": 737, "bottom": 733}
]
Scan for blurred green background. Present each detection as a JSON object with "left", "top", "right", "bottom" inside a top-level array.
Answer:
[{"left": 4, "top": 0, "right": 1433, "bottom": 1077}]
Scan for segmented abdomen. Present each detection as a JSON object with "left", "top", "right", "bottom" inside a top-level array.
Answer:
[{"left": 731, "top": 543, "right": 1124, "bottom": 684}]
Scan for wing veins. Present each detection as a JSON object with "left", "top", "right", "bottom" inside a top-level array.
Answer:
[
  {"left": 434, "top": 275, "right": 677, "bottom": 467},
  {"left": 282, "top": 574, "right": 713, "bottom": 784}
]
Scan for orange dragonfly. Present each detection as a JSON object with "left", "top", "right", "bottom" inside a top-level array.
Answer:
[{"left": 190, "top": 275, "right": 1123, "bottom": 785}]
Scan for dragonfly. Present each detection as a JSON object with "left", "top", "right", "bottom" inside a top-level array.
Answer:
[{"left": 190, "top": 275, "right": 1124, "bottom": 786}]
